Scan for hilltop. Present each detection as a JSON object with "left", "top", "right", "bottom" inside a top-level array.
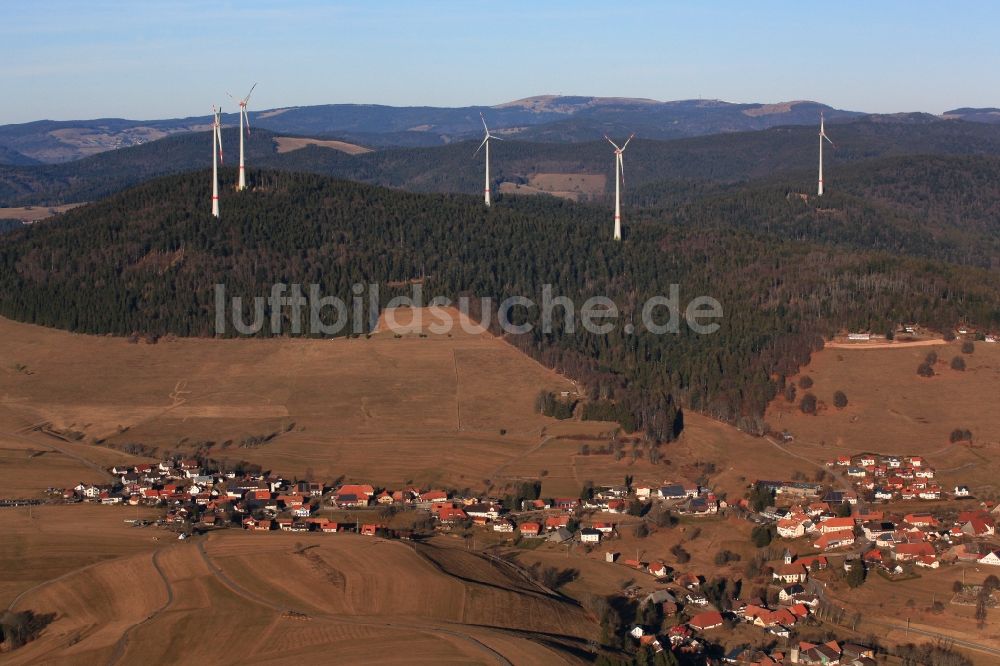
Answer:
[{"left": 2, "top": 169, "right": 999, "bottom": 438}]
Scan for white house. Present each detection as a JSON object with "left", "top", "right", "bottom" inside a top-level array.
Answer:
[
  {"left": 777, "top": 515, "right": 813, "bottom": 539},
  {"left": 493, "top": 519, "right": 514, "bottom": 533},
  {"left": 978, "top": 550, "right": 1000, "bottom": 567}
]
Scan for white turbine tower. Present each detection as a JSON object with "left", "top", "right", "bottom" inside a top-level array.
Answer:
[
  {"left": 605, "top": 133, "right": 634, "bottom": 241},
  {"left": 818, "top": 112, "right": 835, "bottom": 196},
  {"left": 228, "top": 83, "right": 256, "bottom": 191},
  {"left": 474, "top": 113, "right": 502, "bottom": 207},
  {"left": 211, "top": 106, "right": 223, "bottom": 218}
]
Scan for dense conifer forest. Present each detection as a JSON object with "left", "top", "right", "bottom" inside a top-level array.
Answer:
[{"left": 2, "top": 169, "right": 998, "bottom": 439}]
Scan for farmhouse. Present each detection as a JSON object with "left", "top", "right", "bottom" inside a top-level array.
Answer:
[
  {"left": 814, "top": 530, "right": 855, "bottom": 551},
  {"left": 519, "top": 522, "right": 541, "bottom": 537},
  {"left": 648, "top": 562, "right": 670, "bottom": 578},
  {"left": 688, "top": 611, "right": 724, "bottom": 632},
  {"left": 544, "top": 515, "right": 570, "bottom": 531},
  {"left": 962, "top": 519, "right": 995, "bottom": 538},
  {"left": 777, "top": 514, "right": 814, "bottom": 539},
  {"left": 436, "top": 506, "right": 468, "bottom": 523},
  {"left": 659, "top": 484, "right": 687, "bottom": 500},
  {"left": 893, "top": 542, "right": 935, "bottom": 562},
  {"left": 978, "top": 550, "right": 1000, "bottom": 566},
  {"left": 493, "top": 519, "right": 514, "bottom": 532},
  {"left": 818, "top": 517, "right": 855, "bottom": 534}
]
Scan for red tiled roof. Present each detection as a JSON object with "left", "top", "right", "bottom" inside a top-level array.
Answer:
[{"left": 688, "top": 611, "right": 724, "bottom": 630}]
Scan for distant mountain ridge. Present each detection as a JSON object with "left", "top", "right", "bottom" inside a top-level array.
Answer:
[
  {"left": 6, "top": 115, "right": 1000, "bottom": 207},
  {"left": 943, "top": 107, "right": 1000, "bottom": 123},
  {"left": 0, "top": 96, "right": 866, "bottom": 163}
]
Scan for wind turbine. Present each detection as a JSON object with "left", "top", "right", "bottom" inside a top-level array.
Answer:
[
  {"left": 228, "top": 83, "right": 256, "bottom": 191},
  {"left": 474, "top": 113, "right": 502, "bottom": 207},
  {"left": 605, "top": 133, "right": 634, "bottom": 241},
  {"left": 818, "top": 112, "right": 835, "bottom": 196},
  {"left": 211, "top": 105, "right": 223, "bottom": 218}
]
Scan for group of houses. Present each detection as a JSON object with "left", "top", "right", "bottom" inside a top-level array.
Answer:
[
  {"left": 722, "top": 641, "right": 875, "bottom": 666},
  {"left": 61, "top": 462, "right": 710, "bottom": 546},
  {"left": 772, "top": 492, "right": 1000, "bottom": 573},
  {"left": 56, "top": 461, "right": 518, "bottom": 535},
  {"left": 825, "top": 452, "right": 959, "bottom": 502},
  {"left": 628, "top": 568, "right": 874, "bottom": 664}
]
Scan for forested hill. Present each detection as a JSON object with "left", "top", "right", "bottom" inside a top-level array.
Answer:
[
  {"left": 6, "top": 118, "right": 1000, "bottom": 207},
  {"left": 2, "top": 170, "right": 998, "bottom": 437},
  {"left": 639, "top": 154, "right": 1000, "bottom": 270}
]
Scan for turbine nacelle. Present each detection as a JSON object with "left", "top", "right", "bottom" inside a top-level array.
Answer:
[
  {"left": 473, "top": 112, "right": 502, "bottom": 157},
  {"left": 605, "top": 133, "right": 635, "bottom": 155}
]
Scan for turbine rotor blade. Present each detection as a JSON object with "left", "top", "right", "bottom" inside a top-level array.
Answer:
[
  {"left": 245, "top": 82, "right": 257, "bottom": 103},
  {"left": 480, "top": 112, "right": 489, "bottom": 133},
  {"left": 605, "top": 135, "right": 622, "bottom": 151},
  {"left": 473, "top": 135, "right": 489, "bottom": 157},
  {"left": 621, "top": 133, "right": 635, "bottom": 150},
  {"left": 244, "top": 107, "right": 251, "bottom": 136}
]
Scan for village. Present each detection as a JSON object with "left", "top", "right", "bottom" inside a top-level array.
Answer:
[
  {"left": 45, "top": 452, "right": 997, "bottom": 665},
  {"left": 755, "top": 451, "right": 1000, "bottom": 575}
]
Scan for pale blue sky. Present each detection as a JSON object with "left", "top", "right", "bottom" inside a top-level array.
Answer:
[{"left": 2, "top": 1, "right": 997, "bottom": 124}]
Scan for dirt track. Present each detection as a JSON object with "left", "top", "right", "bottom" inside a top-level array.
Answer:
[{"left": 825, "top": 339, "right": 946, "bottom": 350}]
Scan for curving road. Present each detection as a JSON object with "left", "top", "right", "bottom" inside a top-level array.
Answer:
[{"left": 107, "top": 548, "right": 173, "bottom": 666}]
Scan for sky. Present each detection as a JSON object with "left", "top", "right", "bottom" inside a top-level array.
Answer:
[{"left": 2, "top": 0, "right": 998, "bottom": 124}]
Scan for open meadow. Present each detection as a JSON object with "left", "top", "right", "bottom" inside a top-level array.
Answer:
[
  {"left": 3, "top": 313, "right": 1000, "bottom": 661},
  {"left": 273, "top": 136, "right": 373, "bottom": 155},
  {"left": 765, "top": 341, "right": 1000, "bottom": 497},
  {"left": 3, "top": 531, "right": 596, "bottom": 665},
  {"left": 0, "top": 310, "right": 613, "bottom": 495}
]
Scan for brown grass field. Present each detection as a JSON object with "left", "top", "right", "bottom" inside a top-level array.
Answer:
[
  {"left": 500, "top": 173, "right": 606, "bottom": 202},
  {"left": 766, "top": 341, "right": 1000, "bottom": 496},
  {"left": 0, "top": 310, "right": 613, "bottom": 494},
  {"left": 273, "top": 136, "right": 373, "bottom": 155},
  {"left": 3, "top": 312, "right": 1000, "bottom": 660},
  {"left": 0, "top": 204, "right": 85, "bottom": 222},
  {"left": 0, "top": 504, "right": 165, "bottom": 610},
  {"left": 4, "top": 531, "right": 595, "bottom": 664}
]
